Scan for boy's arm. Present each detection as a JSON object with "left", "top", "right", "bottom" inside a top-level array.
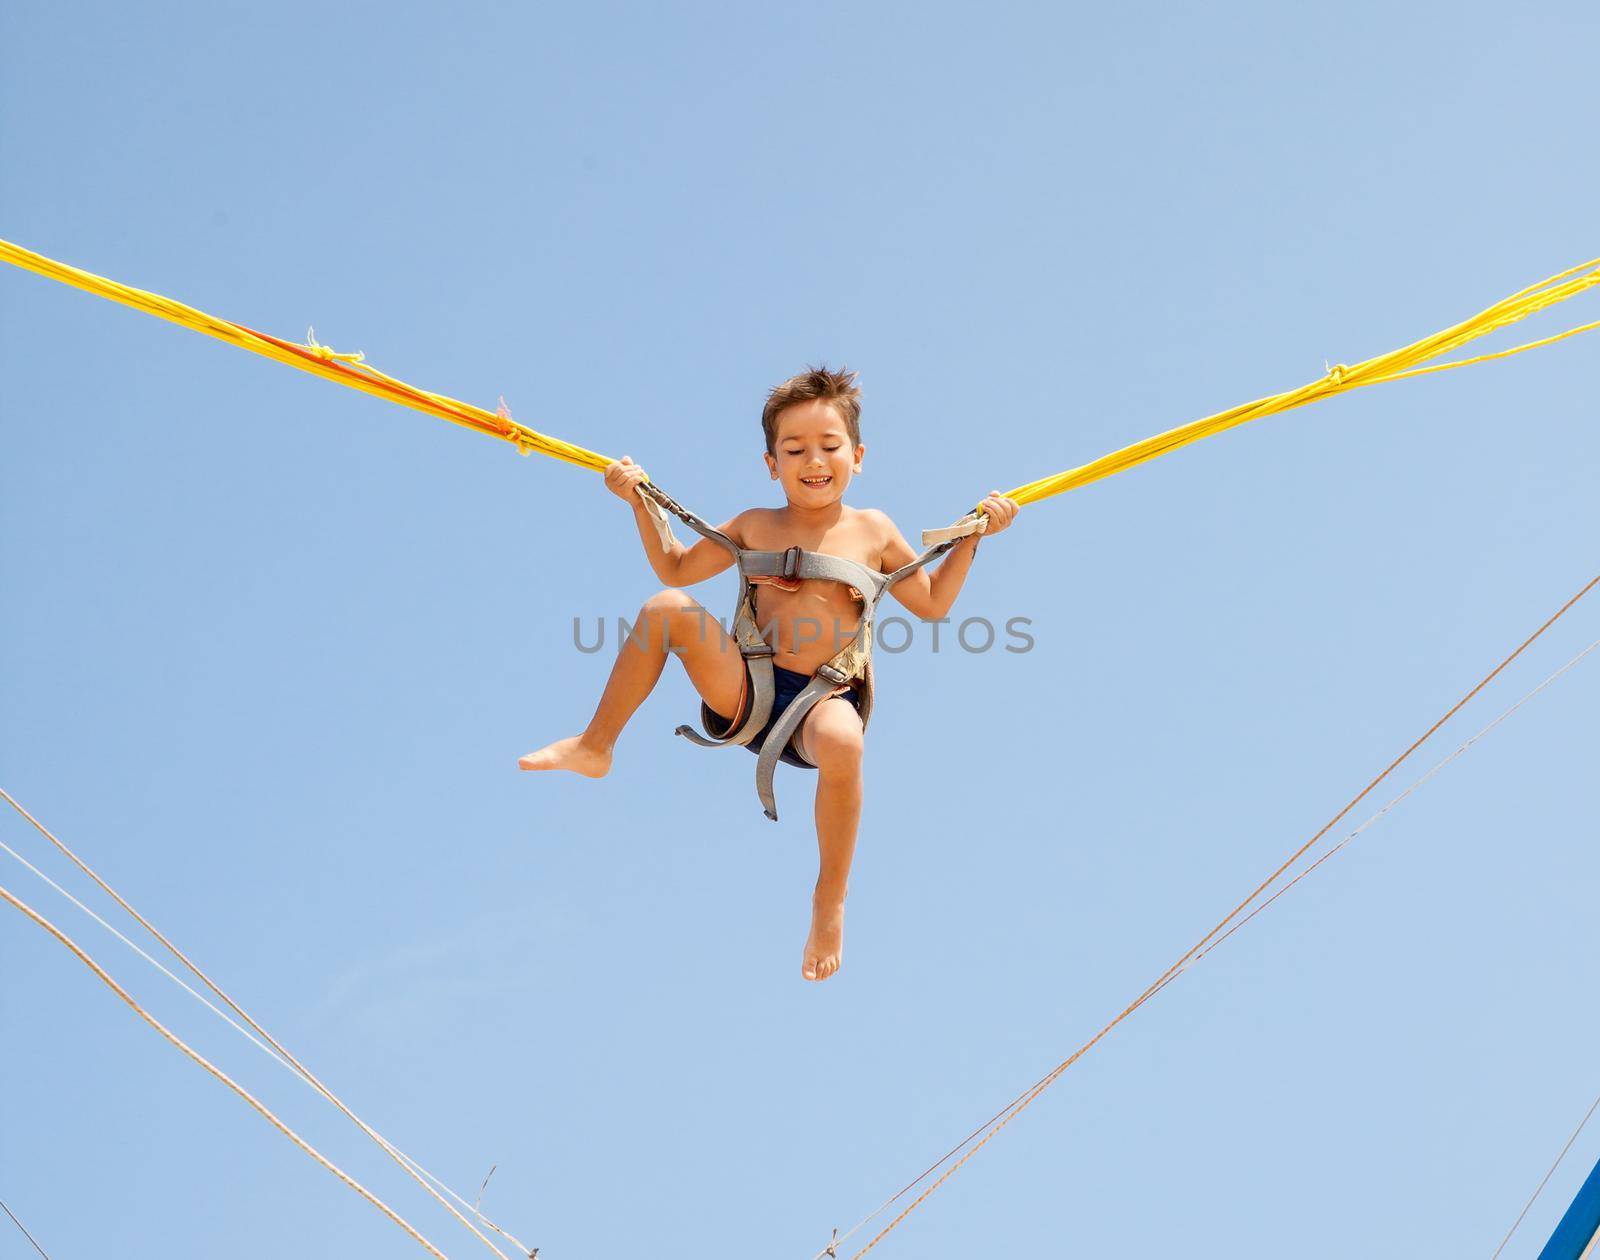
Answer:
[
  {"left": 606, "top": 456, "right": 742, "bottom": 586},
  {"left": 873, "top": 493, "right": 1019, "bottom": 620},
  {"left": 627, "top": 494, "right": 745, "bottom": 586}
]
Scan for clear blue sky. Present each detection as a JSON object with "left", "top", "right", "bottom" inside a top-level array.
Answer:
[{"left": 3, "top": 3, "right": 1598, "bottom": 1257}]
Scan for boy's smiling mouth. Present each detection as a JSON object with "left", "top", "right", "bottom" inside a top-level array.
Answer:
[{"left": 800, "top": 475, "right": 833, "bottom": 487}]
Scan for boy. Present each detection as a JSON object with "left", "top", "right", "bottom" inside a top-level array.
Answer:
[{"left": 519, "top": 367, "right": 1019, "bottom": 981}]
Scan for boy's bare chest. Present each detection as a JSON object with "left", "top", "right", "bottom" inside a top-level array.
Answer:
[
  {"left": 739, "top": 516, "right": 881, "bottom": 618},
  {"left": 738, "top": 517, "right": 881, "bottom": 571}
]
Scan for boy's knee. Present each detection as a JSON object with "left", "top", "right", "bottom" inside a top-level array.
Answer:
[
  {"left": 641, "top": 588, "right": 697, "bottom": 622},
  {"left": 809, "top": 714, "right": 864, "bottom": 772},
  {"left": 638, "top": 588, "right": 712, "bottom": 654}
]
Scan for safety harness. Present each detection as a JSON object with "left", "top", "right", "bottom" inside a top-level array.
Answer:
[{"left": 638, "top": 485, "right": 974, "bottom": 820}]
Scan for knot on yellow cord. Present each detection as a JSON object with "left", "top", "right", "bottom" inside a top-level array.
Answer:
[
  {"left": 497, "top": 396, "right": 533, "bottom": 454},
  {"left": 1323, "top": 362, "right": 1350, "bottom": 386},
  {"left": 303, "top": 326, "right": 365, "bottom": 367}
]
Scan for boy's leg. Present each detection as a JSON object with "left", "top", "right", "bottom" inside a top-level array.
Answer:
[
  {"left": 519, "top": 589, "right": 745, "bottom": 776},
  {"left": 796, "top": 697, "right": 864, "bottom": 981}
]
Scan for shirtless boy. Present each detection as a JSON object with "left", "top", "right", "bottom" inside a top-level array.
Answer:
[{"left": 519, "top": 367, "right": 1019, "bottom": 981}]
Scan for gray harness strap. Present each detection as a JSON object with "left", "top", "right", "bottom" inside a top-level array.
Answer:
[
  {"left": 739, "top": 547, "right": 890, "bottom": 600},
  {"left": 672, "top": 596, "right": 776, "bottom": 749},
  {"left": 753, "top": 663, "right": 850, "bottom": 820},
  {"left": 641, "top": 483, "right": 958, "bottom": 820},
  {"left": 644, "top": 487, "right": 778, "bottom": 750},
  {"left": 744, "top": 536, "right": 955, "bottom": 821}
]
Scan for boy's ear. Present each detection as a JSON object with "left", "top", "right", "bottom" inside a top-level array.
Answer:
[
  {"left": 853, "top": 442, "right": 865, "bottom": 472},
  {"left": 764, "top": 450, "right": 779, "bottom": 479}
]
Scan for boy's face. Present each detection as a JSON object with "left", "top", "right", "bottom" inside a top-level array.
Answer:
[{"left": 764, "top": 399, "right": 865, "bottom": 508}]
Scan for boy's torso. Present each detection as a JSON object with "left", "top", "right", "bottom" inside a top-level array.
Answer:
[{"left": 734, "top": 505, "right": 886, "bottom": 673}]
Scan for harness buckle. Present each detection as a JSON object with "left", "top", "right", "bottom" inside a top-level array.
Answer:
[
  {"left": 815, "top": 663, "right": 849, "bottom": 685},
  {"left": 743, "top": 642, "right": 776, "bottom": 659},
  {"left": 781, "top": 545, "right": 803, "bottom": 580}
]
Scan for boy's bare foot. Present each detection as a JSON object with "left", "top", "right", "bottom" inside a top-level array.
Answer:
[
  {"left": 517, "top": 736, "right": 612, "bottom": 778},
  {"left": 802, "top": 897, "right": 845, "bottom": 982}
]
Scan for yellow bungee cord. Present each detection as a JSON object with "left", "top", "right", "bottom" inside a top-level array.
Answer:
[{"left": 2, "top": 237, "right": 1595, "bottom": 537}]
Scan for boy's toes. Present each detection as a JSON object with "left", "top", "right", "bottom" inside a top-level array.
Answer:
[{"left": 802, "top": 953, "right": 841, "bottom": 982}]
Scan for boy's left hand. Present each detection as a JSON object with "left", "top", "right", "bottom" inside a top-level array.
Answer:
[{"left": 978, "top": 491, "right": 1021, "bottom": 537}]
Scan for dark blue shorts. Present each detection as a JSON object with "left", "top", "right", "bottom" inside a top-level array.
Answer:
[{"left": 704, "top": 663, "right": 863, "bottom": 769}]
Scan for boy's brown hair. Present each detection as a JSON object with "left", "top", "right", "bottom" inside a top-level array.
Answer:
[{"left": 761, "top": 365, "right": 862, "bottom": 455}]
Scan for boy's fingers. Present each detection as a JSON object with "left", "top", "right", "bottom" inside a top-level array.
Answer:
[{"left": 980, "top": 497, "right": 1015, "bottom": 530}]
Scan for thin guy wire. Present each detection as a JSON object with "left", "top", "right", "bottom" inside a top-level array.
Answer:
[
  {"left": 1491, "top": 1091, "right": 1600, "bottom": 1260},
  {"left": 1174, "top": 636, "right": 1600, "bottom": 977},
  {"left": 0, "top": 880, "right": 452, "bottom": 1260},
  {"left": 0, "top": 836, "right": 290, "bottom": 1067},
  {"left": 0, "top": 1201, "right": 53, "bottom": 1260},
  {"left": 0, "top": 833, "right": 518, "bottom": 1253},
  {"left": 827, "top": 570, "right": 1600, "bottom": 1259},
  {"left": 816, "top": 631, "right": 1599, "bottom": 1260},
  {"left": 0, "top": 789, "right": 531, "bottom": 1260},
  {"left": 0, "top": 835, "right": 526, "bottom": 1252}
]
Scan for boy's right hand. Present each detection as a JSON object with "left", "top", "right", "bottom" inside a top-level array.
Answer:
[{"left": 604, "top": 455, "right": 649, "bottom": 505}]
